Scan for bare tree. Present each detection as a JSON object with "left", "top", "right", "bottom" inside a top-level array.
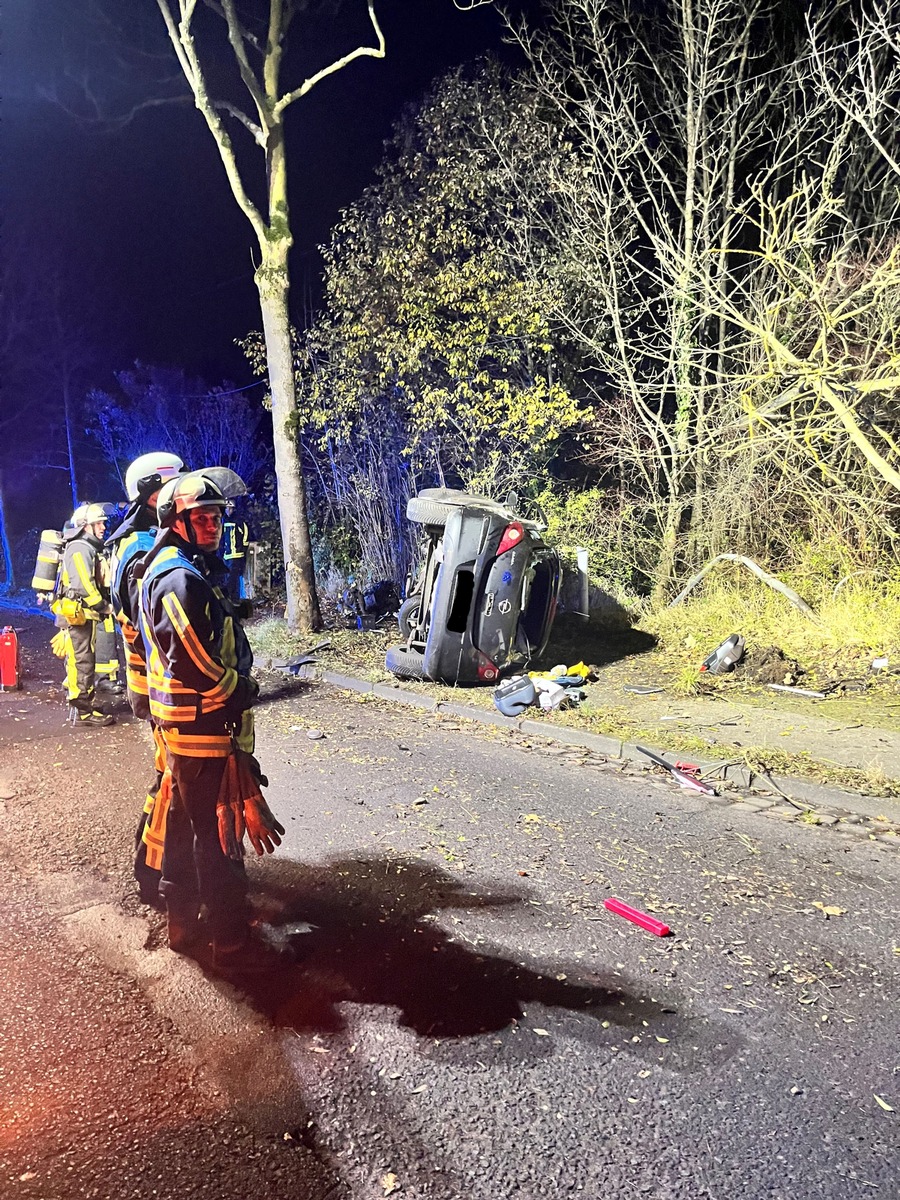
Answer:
[
  {"left": 152, "top": 1, "right": 386, "bottom": 630},
  {"left": 505, "top": 0, "right": 849, "bottom": 597}
]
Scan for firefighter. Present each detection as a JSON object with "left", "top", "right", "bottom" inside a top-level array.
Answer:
[
  {"left": 221, "top": 498, "right": 251, "bottom": 601},
  {"left": 137, "top": 469, "right": 287, "bottom": 976},
  {"left": 95, "top": 506, "right": 126, "bottom": 695},
  {"left": 106, "top": 452, "right": 186, "bottom": 906},
  {"left": 56, "top": 503, "right": 116, "bottom": 727}
]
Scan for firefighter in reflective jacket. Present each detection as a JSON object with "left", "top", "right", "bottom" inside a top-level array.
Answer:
[
  {"left": 56, "top": 503, "right": 116, "bottom": 727},
  {"left": 221, "top": 500, "right": 251, "bottom": 601},
  {"left": 137, "top": 469, "right": 286, "bottom": 975},
  {"left": 106, "top": 452, "right": 186, "bottom": 905}
]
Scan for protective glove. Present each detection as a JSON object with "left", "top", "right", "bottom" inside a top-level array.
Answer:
[
  {"left": 243, "top": 794, "right": 285, "bottom": 856},
  {"left": 217, "top": 793, "right": 245, "bottom": 860},
  {"left": 50, "top": 630, "right": 69, "bottom": 658}
]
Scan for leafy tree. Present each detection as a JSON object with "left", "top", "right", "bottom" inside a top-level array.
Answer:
[
  {"left": 87, "top": 363, "right": 273, "bottom": 494},
  {"left": 290, "top": 64, "right": 581, "bottom": 579}
]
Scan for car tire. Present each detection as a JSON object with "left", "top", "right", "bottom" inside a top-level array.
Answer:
[
  {"left": 406, "top": 496, "right": 458, "bottom": 526},
  {"left": 397, "top": 595, "right": 423, "bottom": 639},
  {"left": 385, "top": 645, "right": 426, "bottom": 680}
]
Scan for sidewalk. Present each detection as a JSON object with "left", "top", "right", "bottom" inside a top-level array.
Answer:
[{"left": 256, "top": 649, "right": 900, "bottom": 829}]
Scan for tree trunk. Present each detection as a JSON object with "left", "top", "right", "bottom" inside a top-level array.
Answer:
[
  {"left": 255, "top": 237, "right": 322, "bottom": 632},
  {"left": 62, "top": 367, "right": 78, "bottom": 507},
  {"left": 0, "top": 472, "right": 14, "bottom": 588}
]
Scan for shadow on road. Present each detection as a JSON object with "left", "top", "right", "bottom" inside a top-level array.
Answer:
[{"left": 228, "top": 854, "right": 740, "bottom": 1072}]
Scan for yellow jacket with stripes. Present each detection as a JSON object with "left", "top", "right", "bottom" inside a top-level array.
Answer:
[
  {"left": 60, "top": 533, "right": 106, "bottom": 614},
  {"left": 138, "top": 542, "right": 256, "bottom": 755}
]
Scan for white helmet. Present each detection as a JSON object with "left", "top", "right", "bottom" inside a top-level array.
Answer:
[
  {"left": 84, "top": 502, "right": 117, "bottom": 525},
  {"left": 124, "top": 452, "right": 185, "bottom": 502},
  {"left": 70, "top": 503, "right": 90, "bottom": 529}
]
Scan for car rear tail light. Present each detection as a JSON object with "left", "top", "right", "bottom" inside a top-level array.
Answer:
[
  {"left": 477, "top": 652, "right": 499, "bottom": 682},
  {"left": 496, "top": 522, "right": 524, "bottom": 556}
]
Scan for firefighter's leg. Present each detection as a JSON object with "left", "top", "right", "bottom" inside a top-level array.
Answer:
[
  {"left": 94, "top": 615, "right": 121, "bottom": 688},
  {"left": 163, "top": 753, "right": 249, "bottom": 949},
  {"left": 66, "top": 622, "right": 96, "bottom": 712},
  {"left": 134, "top": 726, "right": 166, "bottom": 907}
]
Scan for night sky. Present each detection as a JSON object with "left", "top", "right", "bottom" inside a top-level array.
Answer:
[{"left": 4, "top": 0, "right": 539, "bottom": 382}]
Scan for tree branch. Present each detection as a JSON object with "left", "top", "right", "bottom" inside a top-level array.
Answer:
[{"left": 273, "top": 1, "right": 386, "bottom": 117}]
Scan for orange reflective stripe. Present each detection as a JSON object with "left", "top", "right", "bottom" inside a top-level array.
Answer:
[
  {"left": 142, "top": 769, "right": 172, "bottom": 872},
  {"left": 161, "top": 729, "right": 233, "bottom": 757}
]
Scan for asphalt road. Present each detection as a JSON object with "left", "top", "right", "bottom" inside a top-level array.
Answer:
[{"left": 1, "top": 613, "right": 898, "bottom": 1199}]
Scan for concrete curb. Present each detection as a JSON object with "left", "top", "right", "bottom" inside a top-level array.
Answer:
[{"left": 303, "top": 668, "right": 900, "bottom": 826}]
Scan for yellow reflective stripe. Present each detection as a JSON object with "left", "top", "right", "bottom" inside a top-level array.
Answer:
[
  {"left": 162, "top": 592, "right": 233, "bottom": 693},
  {"left": 73, "top": 550, "right": 103, "bottom": 608},
  {"left": 38, "top": 553, "right": 58, "bottom": 564}
]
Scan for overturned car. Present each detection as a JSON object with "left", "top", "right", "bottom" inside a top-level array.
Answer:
[{"left": 385, "top": 488, "right": 560, "bottom": 686}]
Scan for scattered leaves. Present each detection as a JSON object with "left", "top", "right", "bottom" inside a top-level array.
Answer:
[
  {"left": 533, "top": 1028, "right": 550, "bottom": 1037},
  {"left": 812, "top": 902, "right": 847, "bottom": 917},
  {"left": 381, "top": 1172, "right": 400, "bottom": 1195},
  {"left": 874, "top": 1095, "right": 894, "bottom": 1112}
]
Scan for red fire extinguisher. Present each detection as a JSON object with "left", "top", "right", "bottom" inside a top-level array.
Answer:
[{"left": 0, "top": 627, "right": 20, "bottom": 691}]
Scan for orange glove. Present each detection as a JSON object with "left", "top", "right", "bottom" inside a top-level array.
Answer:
[
  {"left": 217, "top": 795, "right": 245, "bottom": 860},
  {"left": 243, "top": 793, "right": 285, "bottom": 856},
  {"left": 216, "top": 754, "right": 245, "bottom": 860}
]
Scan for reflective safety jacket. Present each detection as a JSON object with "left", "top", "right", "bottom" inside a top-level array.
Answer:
[
  {"left": 138, "top": 541, "right": 256, "bottom": 756},
  {"left": 222, "top": 520, "right": 250, "bottom": 563},
  {"left": 60, "top": 533, "right": 106, "bottom": 615},
  {"left": 109, "top": 529, "right": 155, "bottom": 718}
]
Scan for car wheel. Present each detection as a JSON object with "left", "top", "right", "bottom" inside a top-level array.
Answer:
[
  {"left": 397, "top": 594, "right": 423, "bottom": 639},
  {"left": 385, "top": 645, "right": 426, "bottom": 680},
  {"left": 406, "top": 496, "right": 462, "bottom": 526}
]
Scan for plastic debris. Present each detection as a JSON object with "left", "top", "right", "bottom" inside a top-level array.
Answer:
[
  {"left": 493, "top": 675, "right": 537, "bottom": 716},
  {"left": 623, "top": 684, "right": 664, "bottom": 695},
  {"left": 871, "top": 656, "right": 889, "bottom": 671},
  {"left": 766, "top": 683, "right": 828, "bottom": 699},
  {"left": 700, "top": 633, "right": 745, "bottom": 674},
  {"left": 636, "top": 744, "right": 717, "bottom": 796},
  {"left": 604, "top": 897, "right": 671, "bottom": 937}
]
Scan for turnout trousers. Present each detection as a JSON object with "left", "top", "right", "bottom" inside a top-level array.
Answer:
[
  {"left": 65, "top": 620, "right": 97, "bottom": 709},
  {"left": 159, "top": 746, "right": 249, "bottom": 946}
]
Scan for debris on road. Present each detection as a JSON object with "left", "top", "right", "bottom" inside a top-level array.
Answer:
[
  {"left": 635, "top": 744, "right": 718, "bottom": 796},
  {"left": 767, "top": 683, "right": 829, "bottom": 699},
  {"left": 604, "top": 896, "right": 671, "bottom": 937}
]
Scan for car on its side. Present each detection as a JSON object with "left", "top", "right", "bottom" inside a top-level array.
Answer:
[{"left": 385, "top": 488, "right": 560, "bottom": 685}]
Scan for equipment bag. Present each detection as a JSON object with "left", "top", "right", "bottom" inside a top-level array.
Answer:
[
  {"left": 50, "top": 597, "right": 86, "bottom": 626},
  {"left": 0, "top": 627, "right": 20, "bottom": 691}
]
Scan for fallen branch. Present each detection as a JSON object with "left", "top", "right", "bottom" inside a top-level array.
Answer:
[{"left": 668, "top": 554, "right": 822, "bottom": 624}]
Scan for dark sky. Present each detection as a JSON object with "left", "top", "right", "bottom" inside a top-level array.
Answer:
[{"left": 4, "top": 0, "right": 541, "bottom": 383}]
